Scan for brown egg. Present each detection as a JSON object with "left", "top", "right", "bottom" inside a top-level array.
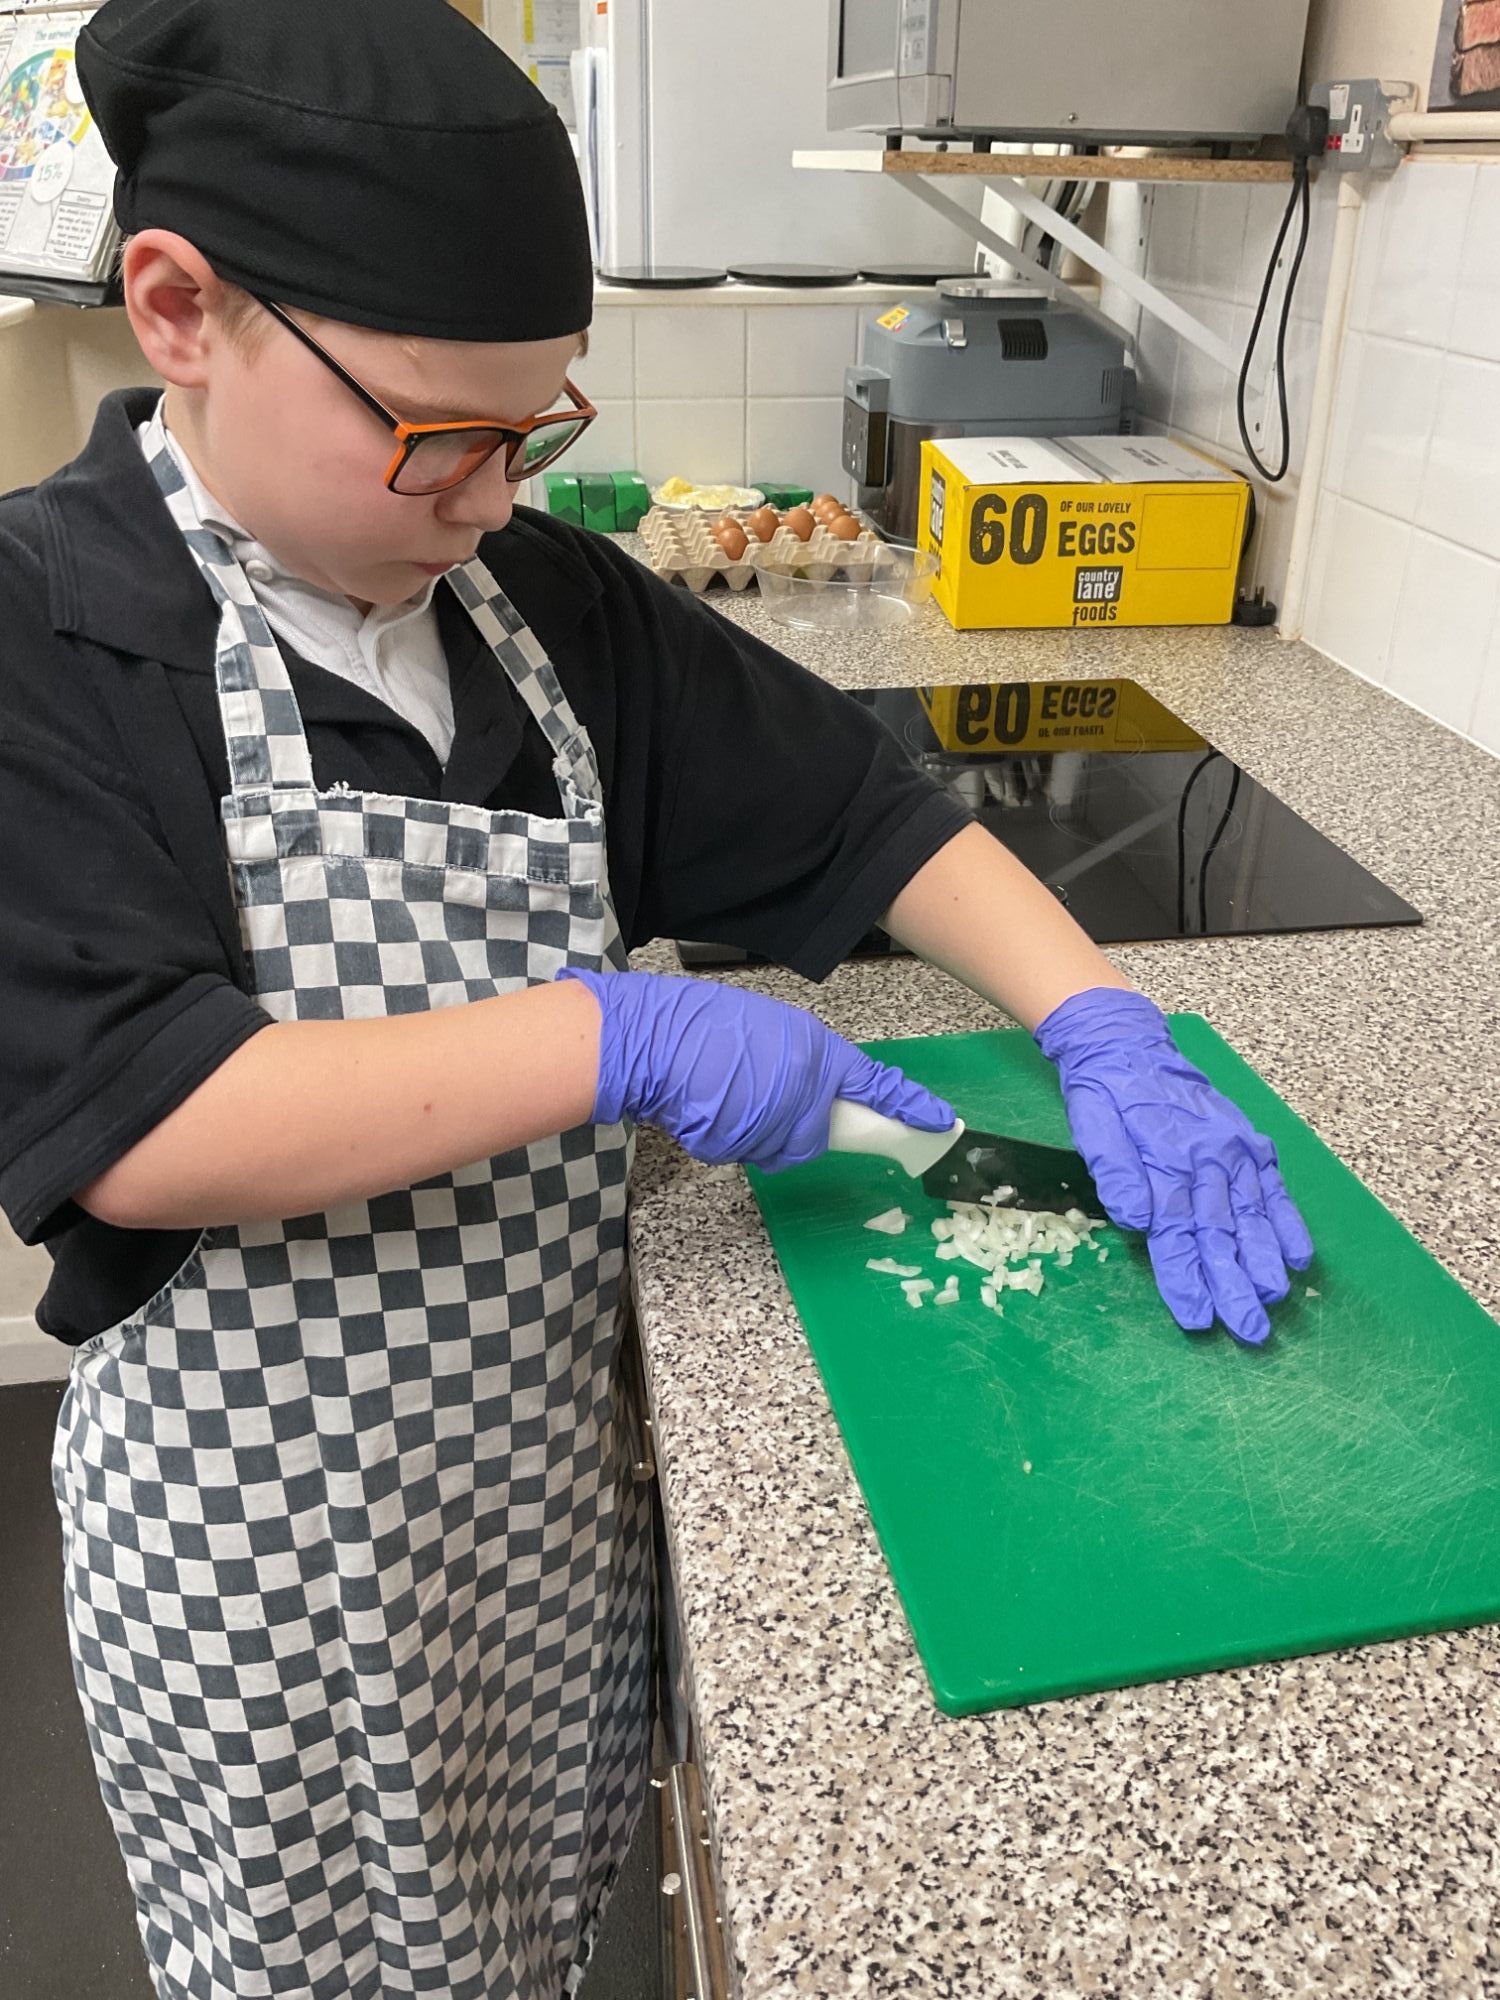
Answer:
[
  {"left": 745, "top": 505, "right": 780, "bottom": 542},
  {"left": 811, "top": 493, "right": 844, "bottom": 522},
  {"left": 784, "top": 506, "right": 816, "bottom": 542},
  {"left": 825, "top": 511, "right": 862, "bottom": 541},
  {"left": 711, "top": 516, "right": 749, "bottom": 561}
]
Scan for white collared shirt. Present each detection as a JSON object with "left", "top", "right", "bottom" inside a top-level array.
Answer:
[{"left": 137, "top": 402, "right": 456, "bottom": 764}]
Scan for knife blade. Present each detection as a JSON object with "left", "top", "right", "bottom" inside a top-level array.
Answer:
[{"left": 826, "top": 1101, "right": 1100, "bottom": 1215}]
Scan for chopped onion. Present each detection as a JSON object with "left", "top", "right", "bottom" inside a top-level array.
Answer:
[
  {"left": 870, "top": 1196, "right": 1108, "bottom": 1317},
  {"left": 864, "top": 1207, "right": 910, "bottom": 1236}
]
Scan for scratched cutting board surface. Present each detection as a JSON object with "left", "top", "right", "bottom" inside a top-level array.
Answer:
[{"left": 747, "top": 1019, "right": 1500, "bottom": 1715}]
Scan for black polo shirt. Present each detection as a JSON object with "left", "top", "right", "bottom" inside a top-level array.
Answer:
[{"left": 0, "top": 388, "right": 970, "bottom": 1344}]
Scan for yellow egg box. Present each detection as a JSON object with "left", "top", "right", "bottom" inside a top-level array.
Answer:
[{"left": 917, "top": 435, "right": 1249, "bottom": 631}]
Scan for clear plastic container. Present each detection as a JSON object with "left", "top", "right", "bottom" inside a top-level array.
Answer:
[{"left": 756, "top": 547, "right": 940, "bottom": 632}]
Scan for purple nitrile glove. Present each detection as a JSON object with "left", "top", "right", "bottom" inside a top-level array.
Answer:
[
  {"left": 558, "top": 968, "right": 955, "bottom": 1173},
  {"left": 1034, "top": 988, "right": 1315, "bottom": 1346}
]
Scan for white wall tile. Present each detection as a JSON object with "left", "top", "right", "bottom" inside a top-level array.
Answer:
[
  {"left": 573, "top": 308, "right": 634, "bottom": 403},
  {"left": 1337, "top": 336, "right": 1441, "bottom": 521},
  {"left": 1451, "top": 164, "right": 1500, "bottom": 365},
  {"left": 1280, "top": 318, "right": 1322, "bottom": 481},
  {"left": 1290, "top": 177, "right": 1339, "bottom": 325},
  {"left": 634, "top": 398, "right": 744, "bottom": 487},
  {"left": 1236, "top": 315, "right": 1319, "bottom": 479},
  {"left": 560, "top": 399, "right": 635, "bottom": 476},
  {"left": 634, "top": 307, "right": 745, "bottom": 400},
  {"left": 1362, "top": 161, "right": 1474, "bottom": 349},
  {"left": 1168, "top": 298, "right": 1242, "bottom": 448},
  {"left": 747, "top": 306, "right": 860, "bottom": 399},
  {"left": 745, "top": 398, "right": 847, "bottom": 493},
  {"left": 1144, "top": 186, "right": 1198, "bottom": 289},
  {"left": 1469, "top": 617, "right": 1500, "bottom": 755},
  {"left": 1236, "top": 176, "right": 1330, "bottom": 348},
  {"left": 1386, "top": 532, "right": 1500, "bottom": 732},
  {"left": 1306, "top": 497, "right": 1410, "bottom": 685},
  {"left": 1187, "top": 184, "right": 1249, "bottom": 301},
  {"left": 1415, "top": 353, "right": 1500, "bottom": 562},
  {"left": 1236, "top": 182, "right": 1291, "bottom": 311},
  {"left": 1132, "top": 309, "right": 1179, "bottom": 422},
  {"left": 1345, "top": 174, "right": 1390, "bottom": 334},
  {"left": 1321, "top": 331, "right": 1363, "bottom": 497}
]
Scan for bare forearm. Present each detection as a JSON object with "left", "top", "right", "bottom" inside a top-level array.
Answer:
[
  {"left": 882, "top": 822, "right": 1132, "bottom": 1030},
  {"left": 78, "top": 978, "right": 602, "bottom": 1230}
]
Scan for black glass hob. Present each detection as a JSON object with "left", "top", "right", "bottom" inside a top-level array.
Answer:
[{"left": 676, "top": 679, "right": 1420, "bottom": 968}]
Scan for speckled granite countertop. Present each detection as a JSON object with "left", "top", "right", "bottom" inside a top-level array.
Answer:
[{"left": 621, "top": 560, "right": 1500, "bottom": 2000}]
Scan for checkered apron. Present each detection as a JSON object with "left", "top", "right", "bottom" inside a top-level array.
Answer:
[{"left": 51, "top": 442, "right": 652, "bottom": 2000}]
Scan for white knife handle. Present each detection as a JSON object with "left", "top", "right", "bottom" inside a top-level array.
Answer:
[{"left": 826, "top": 1100, "right": 965, "bottom": 1179}]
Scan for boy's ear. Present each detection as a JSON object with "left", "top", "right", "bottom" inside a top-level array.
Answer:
[{"left": 122, "top": 231, "right": 241, "bottom": 388}]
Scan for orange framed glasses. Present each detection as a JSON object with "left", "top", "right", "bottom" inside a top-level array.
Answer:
[{"left": 255, "top": 296, "right": 597, "bottom": 495}]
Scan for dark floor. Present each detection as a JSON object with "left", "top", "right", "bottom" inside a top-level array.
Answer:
[{"left": 0, "top": 1381, "right": 659, "bottom": 2000}]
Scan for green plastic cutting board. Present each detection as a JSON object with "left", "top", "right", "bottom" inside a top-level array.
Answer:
[{"left": 748, "top": 1018, "right": 1500, "bottom": 1716}]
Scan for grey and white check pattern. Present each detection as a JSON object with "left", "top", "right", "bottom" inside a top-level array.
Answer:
[{"left": 51, "top": 438, "right": 651, "bottom": 1999}]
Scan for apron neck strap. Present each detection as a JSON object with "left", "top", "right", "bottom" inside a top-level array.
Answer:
[
  {"left": 144, "top": 413, "right": 600, "bottom": 808},
  {"left": 444, "top": 562, "right": 591, "bottom": 772},
  {"left": 146, "top": 436, "right": 318, "bottom": 795}
]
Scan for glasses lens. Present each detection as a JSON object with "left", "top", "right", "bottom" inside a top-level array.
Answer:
[
  {"left": 515, "top": 417, "right": 590, "bottom": 477},
  {"left": 393, "top": 429, "right": 507, "bottom": 495}
]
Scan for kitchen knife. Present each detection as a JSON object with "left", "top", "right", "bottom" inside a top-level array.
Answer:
[{"left": 827, "top": 1101, "right": 1101, "bottom": 1213}]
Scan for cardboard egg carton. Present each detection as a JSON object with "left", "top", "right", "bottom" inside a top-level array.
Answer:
[
  {"left": 637, "top": 506, "right": 890, "bottom": 593},
  {"left": 638, "top": 506, "right": 757, "bottom": 591}
]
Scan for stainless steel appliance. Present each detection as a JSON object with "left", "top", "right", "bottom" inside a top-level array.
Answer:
[
  {"left": 826, "top": 0, "right": 1314, "bottom": 146},
  {"left": 844, "top": 281, "right": 1131, "bottom": 545}
]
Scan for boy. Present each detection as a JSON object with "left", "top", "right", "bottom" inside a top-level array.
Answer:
[{"left": 0, "top": 1, "right": 1312, "bottom": 1994}]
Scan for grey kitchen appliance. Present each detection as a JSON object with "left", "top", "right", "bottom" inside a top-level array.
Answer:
[
  {"left": 844, "top": 280, "right": 1132, "bottom": 545},
  {"left": 827, "top": 0, "right": 1314, "bottom": 146}
]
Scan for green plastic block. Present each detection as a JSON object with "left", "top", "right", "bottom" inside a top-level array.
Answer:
[
  {"left": 543, "top": 472, "right": 582, "bottom": 524},
  {"left": 760, "top": 483, "right": 815, "bottom": 509},
  {"left": 611, "top": 471, "right": 652, "bottom": 532},
  {"left": 578, "top": 472, "right": 617, "bottom": 533}
]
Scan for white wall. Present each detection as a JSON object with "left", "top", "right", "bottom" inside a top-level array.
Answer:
[
  {"left": 1132, "top": 170, "right": 1334, "bottom": 619},
  {"left": 0, "top": 303, "right": 161, "bottom": 491},
  {"left": 567, "top": 290, "right": 915, "bottom": 493},
  {"left": 1306, "top": 161, "right": 1500, "bottom": 751},
  {"left": 1134, "top": 157, "right": 1500, "bottom": 758},
  {"left": 1304, "top": 0, "right": 1446, "bottom": 109}
]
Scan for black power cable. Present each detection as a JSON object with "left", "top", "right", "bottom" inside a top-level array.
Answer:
[
  {"left": 1197, "top": 764, "right": 1242, "bottom": 933},
  {"left": 1234, "top": 108, "right": 1327, "bottom": 484},
  {"left": 1235, "top": 160, "right": 1311, "bottom": 483},
  {"left": 1175, "top": 750, "right": 1220, "bottom": 934}
]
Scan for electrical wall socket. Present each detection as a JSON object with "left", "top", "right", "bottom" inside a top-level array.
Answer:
[{"left": 1308, "top": 79, "right": 1415, "bottom": 175}]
